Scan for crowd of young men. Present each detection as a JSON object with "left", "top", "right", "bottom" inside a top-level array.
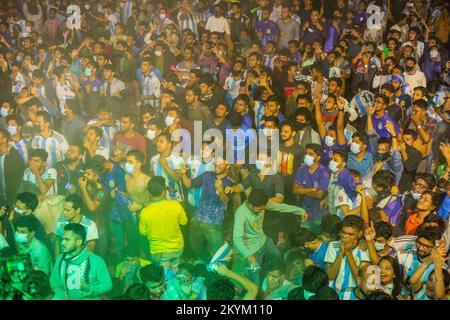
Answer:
[{"left": 0, "top": 0, "right": 449, "bottom": 300}]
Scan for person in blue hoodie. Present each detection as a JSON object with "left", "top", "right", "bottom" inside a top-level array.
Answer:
[{"left": 50, "top": 223, "right": 112, "bottom": 300}]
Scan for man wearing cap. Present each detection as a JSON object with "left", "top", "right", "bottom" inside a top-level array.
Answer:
[{"left": 389, "top": 14, "right": 409, "bottom": 43}]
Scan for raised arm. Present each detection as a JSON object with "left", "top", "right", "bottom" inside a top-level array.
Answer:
[
  {"left": 313, "top": 94, "right": 326, "bottom": 138},
  {"left": 216, "top": 265, "right": 258, "bottom": 300},
  {"left": 336, "top": 99, "right": 347, "bottom": 145}
]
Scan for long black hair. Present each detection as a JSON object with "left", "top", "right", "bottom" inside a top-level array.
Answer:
[{"left": 377, "top": 255, "right": 405, "bottom": 300}]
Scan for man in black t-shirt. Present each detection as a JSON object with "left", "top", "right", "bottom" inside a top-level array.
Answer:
[{"left": 278, "top": 121, "right": 303, "bottom": 204}]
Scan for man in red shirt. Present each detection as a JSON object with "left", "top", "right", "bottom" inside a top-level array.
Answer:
[
  {"left": 43, "top": 8, "right": 61, "bottom": 46},
  {"left": 112, "top": 114, "right": 147, "bottom": 163}
]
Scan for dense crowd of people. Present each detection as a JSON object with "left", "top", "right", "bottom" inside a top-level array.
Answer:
[{"left": 0, "top": 0, "right": 449, "bottom": 301}]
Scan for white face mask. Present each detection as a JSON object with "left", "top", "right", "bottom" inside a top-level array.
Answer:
[
  {"left": 159, "top": 13, "right": 167, "bottom": 20},
  {"left": 165, "top": 115, "right": 175, "bottom": 127},
  {"left": 154, "top": 50, "right": 162, "bottom": 57},
  {"left": 430, "top": 50, "right": 438, "bottom": 58},
  {"left": 7, "top": 125, "right": 18, "bottom": 136},
  {"left": 0, "top": 107, "right": 9, "bottom": 117},
  {"left": 374, "top": 242, "right": 386, "bottom": 251},
  {"left": 24, "top": 26, "right": 31, "bottom": 33},
  {"left": 262, "top": 128, "right": 274, "bottom": 137},
  {"left": 205, "top": 163, "right": 215, "bottom": 172},
  {"left": 15, "top": 231, "right": 29, "bottom": 244},
  {"left": 14, "top": 207, "right": 26, "bottom": 215},
  {"left": 324, "top": 135, "right": 335, "bottom": 147},
  {"left": 124, "top": 162, "right": 134, "bottom": 175},
  {"left": 146, "top": 129, "right": 156, "bottom": 140}
]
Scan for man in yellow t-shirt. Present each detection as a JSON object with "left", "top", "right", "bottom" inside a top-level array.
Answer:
[{"left": 139, "top": 176, "right": 187, "bottom": 271}]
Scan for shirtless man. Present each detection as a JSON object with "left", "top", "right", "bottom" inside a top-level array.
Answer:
[{"left": 124, "top": 150, "right": 151, "bottom": 213}]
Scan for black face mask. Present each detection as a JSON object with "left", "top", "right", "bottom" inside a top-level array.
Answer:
[
  {"left": 405, "top": 66, "right": 414, "bottom": 72},
  {"left": 296, "top": 122, "right": 309, "bottom": 130},
  {"left": 114, "top": 50, "right": 125, "bottom": 58},
  {"left": 375, "top": 152, "right": 390, "bottom": 162},
  {"left": 377, "top": 189, "right": 391, "bottom": 200},
  {"left": 231, "top": 70, "right": 241, "bottom": 77}
]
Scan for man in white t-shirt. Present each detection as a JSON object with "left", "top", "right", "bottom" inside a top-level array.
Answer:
[
  {"left": 403, "top": 57, "right": 427, "bottom": 96},
  {"left": 205, "top": 5, "right": 230, "bottom": 35},
  {"left": 150, "top": 133, "right": 185, "bottom": 203}
]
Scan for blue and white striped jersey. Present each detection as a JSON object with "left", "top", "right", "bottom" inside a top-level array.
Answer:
[
  {"left": 31, "top": 131, "right": 69, "bottom": 168},
  {"left": 324, "top": 241, "right": 370, "bottom": 293},
  {"left": 9, "top": 138, "right": 30, "bottom": 163}
]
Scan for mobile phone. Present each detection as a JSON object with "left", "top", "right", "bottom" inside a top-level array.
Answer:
[{"left": 399, "top": 286, "right": 411, "bottom": 298}]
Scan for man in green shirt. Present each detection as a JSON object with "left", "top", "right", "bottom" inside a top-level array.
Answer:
[{"left": 233, "top": 189, "right": 308, "bottom": 285}]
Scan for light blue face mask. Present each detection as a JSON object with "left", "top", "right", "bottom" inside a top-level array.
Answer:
[
  {"left": 7, "top": 125, "right": 17, "bottom": 136},
  {"left": 146, "top": 129, "right": 156, "bottom": 140},
  {"left": 255, "top": 160, "right": 265, "bottom": 171},
  {"left": 350, "top": 142, "right": 361, "bottom": 154},
  {"left": 374, "top": 242, "right": 386, "bottom": 251},
  {"left": 124, "top": 162, "right": 134, "bottom": 175},
  {"left": 205, "top": 163, "right": 215, "bottom": 172},
  {"left": 328, "top": 160, "right": 339, "bottom": 173},
  {"left": 324, "top": 135, "right": 335, "bottom": 147},
  {"left": 0, "top": 107, "right": 8, "bottom": 117},
  {"left": 411, "top": 192, "right": 422, "bottom": 200},
  {"left": 165, "top": 115, "right": 175, "bottom": 127},
  {"left": 304, "top": 155, "right": 315, "bottom": 167},
  {"left": 14, "top": 207, "right": 26, "bottom": 215},
  {"left": 15, "top": 231, "right": 29, "bottom": 244},
  {"left": 84, "top": 68, "right": 92, "bottom": 77},
  {"left": 262, "top": 128, "right": 274, "bottom": 137}
]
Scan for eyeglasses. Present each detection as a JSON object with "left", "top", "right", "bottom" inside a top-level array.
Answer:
[{"left": 416, "top": 240, "right": 433, "bottom": 250}]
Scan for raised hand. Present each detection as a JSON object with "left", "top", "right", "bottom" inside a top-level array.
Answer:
[
  {"left": 364, "top": 221, "right": 376, "bottom": 242},
  {"left": 385, "top": 121, "right": 396, "bottom": 136}
]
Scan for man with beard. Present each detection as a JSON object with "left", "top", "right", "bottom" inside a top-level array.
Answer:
[
  {"left": 397, "top": 225, "right": 444, "bottom": 286},
  {"left": 366, "top": 94, "right": 400, "bottom": 140},
  {"left": 54, "top": 144, "right": 85, "bottom": 196},
  {"left": 198, "top": 74, "right": 223, "bottom": 113},
  {"left": 278, "top": 121, "right": 303, "bottom": 205},
  {"left": 140, "top": 263, "right": 185, "bottom": 300},
  {"left": 31, "top": 111, "right": 69, "bottom": 168},
  {"left": 78, "top": 162, "right": 108, "bottom": 257},
  {"left": 50, "top": 223, "right": 112, "bottom": 300}
]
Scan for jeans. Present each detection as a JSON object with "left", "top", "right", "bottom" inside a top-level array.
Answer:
[
  {"left": 189, "top": 218, "right": 224, "bottom": 262},
  {"left": 95, "top": 226, "right": 109, "bottom": 259},
  {"left": 110, "top": 219, "right": 140, "bottom": 256},
  {"left": 245, "top": 237, "right": 282, "bottom": 285}
]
